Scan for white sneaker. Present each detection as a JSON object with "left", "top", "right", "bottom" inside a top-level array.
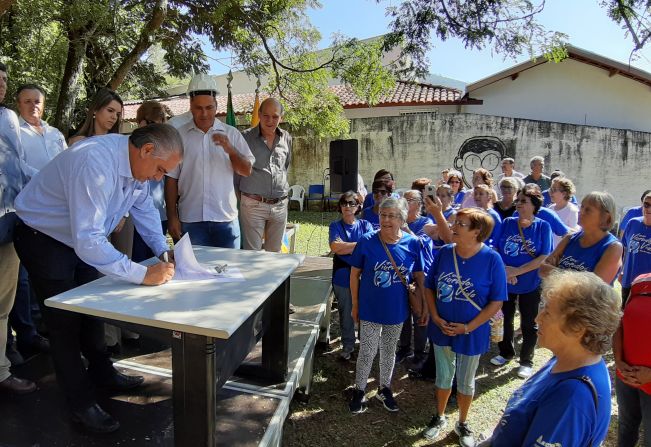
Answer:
[
  {"left": 517, "top": 365, "right": 533, "bottom": 379},
  {"left": 490, "top": 355, "right": 509, "bottom": 366},
  {"left": 423, "top": 414, "right": 447, "bottom": 440}
]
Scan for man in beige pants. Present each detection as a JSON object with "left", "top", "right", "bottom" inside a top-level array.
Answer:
[{"left": 239, "top": 98, "right": 292, "bottom": 252}]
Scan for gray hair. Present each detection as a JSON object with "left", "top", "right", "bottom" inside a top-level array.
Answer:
[
  {"left": 582, "top": 191, "right": 617, "bottom": 231},
  {"left": 403, "top": 189, "right": 422, "bottom": 200},
  {"left": 530, "top": 155, "right": 545, "bottom": 168},
  {"left": 129, "top": 123, "right": 184, "bottom": 160},
  {"left": 379, "top": 196, "right": 408, "bottom": 223}
]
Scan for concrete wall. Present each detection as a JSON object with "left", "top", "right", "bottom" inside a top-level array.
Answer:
[
  {"left": 464, "top": 58, "right": 651, "bottom": 133},
  {"left": 288, "top": 112, "right": 651, "bottom": 210}
]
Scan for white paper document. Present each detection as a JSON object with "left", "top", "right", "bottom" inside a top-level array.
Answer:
[{"left": 171, "top": 233, "right": 245, "bottom": 282}]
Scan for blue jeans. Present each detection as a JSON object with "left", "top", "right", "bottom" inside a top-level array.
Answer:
[
  {"left": 182, "top": 220, "right": 241, "bottom": 249},
  {"left": 132, "top": 220, "right": 168, "bottom": 263},
  {"left": 616, "top": 376, "right": 651, "bottom": 446},
  {"left": 333, "top": 284, "right": 355, "bottom": 351}
]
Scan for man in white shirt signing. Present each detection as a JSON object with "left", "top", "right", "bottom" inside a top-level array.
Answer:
[{"left": 13, "top": 124, "right": 183, "bottom": 434}]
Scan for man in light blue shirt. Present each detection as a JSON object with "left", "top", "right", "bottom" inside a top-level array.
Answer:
[{"left": 13, "top": 124, "right": 183, "bottom": 434}]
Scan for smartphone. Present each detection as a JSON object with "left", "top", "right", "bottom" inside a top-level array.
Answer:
[{"left": 426, "top": 184, "right": 436, "bottom": 200}]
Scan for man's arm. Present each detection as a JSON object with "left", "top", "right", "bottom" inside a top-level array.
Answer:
[
  {"left": 212, "top": 132, "right": 253, "bottom": 176},
  {"left": 164, "top": 176, "right": 182, "bottom": 242},
  {"left": 68, "top": 160, "right": 170, "bottom": 284}
]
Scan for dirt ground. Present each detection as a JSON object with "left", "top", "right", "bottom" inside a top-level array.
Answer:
[{"left": 282, "top": 304, "right": 620, "bottom": 447}]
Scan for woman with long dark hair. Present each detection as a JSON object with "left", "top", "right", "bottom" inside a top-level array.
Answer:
[{"left": 69, "top": 88, "right": 123, "bottom": 145}]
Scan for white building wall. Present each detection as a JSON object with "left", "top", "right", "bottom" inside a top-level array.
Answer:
[
  {"left": 289, "top": 113, "right": 651, "bottom": 213},
  {"left": 343, "top": 104, "right": 458, "bottom": 119},
  {"left": 464, "top": 59, "right": 651, "bottom": 133}
]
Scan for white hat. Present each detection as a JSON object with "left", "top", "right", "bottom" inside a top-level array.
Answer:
[{"left": 187, "top": 73, "right": 219, "bottom": 97}]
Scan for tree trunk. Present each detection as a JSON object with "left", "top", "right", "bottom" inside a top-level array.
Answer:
[
  {"left": 108, "top": 0, "right": 168, "bottom": 90},
  {"left": 53, "top": 25, "right": 97, "bottom": 136},
  {"left": 0, "top": 0, "right": 15, "bottom": 16}
]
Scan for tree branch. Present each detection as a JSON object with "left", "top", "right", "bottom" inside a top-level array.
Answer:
[
  {"left": 108, "top": 0, "right": 168, "bottom": 89},
  {"left": 616, "top": 0, "right": 643, "bottom": 50}
]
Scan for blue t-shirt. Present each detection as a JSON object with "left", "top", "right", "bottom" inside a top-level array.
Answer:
[
  {"left": 622, "top": 217, "right": 651, "bottom": 288},
  {"left": 361, "top": 206, "right": 379, "bottom": 230},
  {"left": 514, "top": 207, "right": 569, "bottom": 238},
  {"left": 453, "top": 191, "right": 466, "bottom": 207},
  {"left": 486, "top": 207, "right": 502, "bottom": 247},
  {"left": 620, "top": 206, "right": 643, "bottom": 235},
  {"left": 329, "top": 218, "right": 374, "bottom": 287},
  {"left": 349, "top": 232, "right": 424, "bottom": 325},
  {"left": 558, "top": 231, "right": 619, "bottom": 276},
  {"left": 491, "top": 357, "right": 611, "bottom": 447},
  {"left": 408, "top": 216, "right": 435, "bottom": 272},
  {"left": 497, "top": 217, "right": 552, "bottom": 294},
  {"left": 426, "top": 244, "right": 508, "bottom": 356}
]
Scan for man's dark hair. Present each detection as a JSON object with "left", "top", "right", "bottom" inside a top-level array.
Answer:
[
  {"left": 16, "top": 83, "right": 46, "bottom": 100},
  {"left": 641, "top": 190, "right": 651, "bottom": 202},
  {"left": 0, "top": 62, "right": 7, "bottom": 72}
]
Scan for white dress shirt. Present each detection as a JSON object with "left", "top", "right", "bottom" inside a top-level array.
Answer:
[
  {"left": 19, "top": 117, "right": 67, "bottom": 170},
  {"left": 168, "top": 119, "right": 255, "bottom": 223},
  {"left": 15, "top": 134, "right": 169, "bottom": 284}
]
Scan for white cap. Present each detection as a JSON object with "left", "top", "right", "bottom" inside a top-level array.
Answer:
[{"left": 187, "top": 73, "right": 219, "bottom": 97}]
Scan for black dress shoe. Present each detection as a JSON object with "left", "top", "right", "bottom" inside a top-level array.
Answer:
[
  {"left": 96, "top": 371, "right": 145, "bottom": 392},
  {"left": 71, "top": 403, "right": 120, "bottom": 434},
  {"left": 0, "top": 375, "right": 37, "bottom": 395}
]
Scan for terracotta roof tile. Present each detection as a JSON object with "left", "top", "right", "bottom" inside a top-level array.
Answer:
[{"left": 122, "top": 81, "right": 464, "bottom": 120}]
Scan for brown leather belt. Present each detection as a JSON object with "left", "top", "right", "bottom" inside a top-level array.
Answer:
[{"left": 241, "top": 192, "right": 288, "bottom": 204}]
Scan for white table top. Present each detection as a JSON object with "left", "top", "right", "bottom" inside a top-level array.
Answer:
[{"left": 45, "top": 247, "right": 305, "bottom": 339}]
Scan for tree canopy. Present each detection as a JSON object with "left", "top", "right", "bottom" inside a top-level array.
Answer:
[{"left": 0, "top": 0, "right": 649, "bottom": 139}]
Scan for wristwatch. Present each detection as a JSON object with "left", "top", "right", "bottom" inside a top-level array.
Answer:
[{"left": 464, "top": 324, "right": 470, "bottom": 335}]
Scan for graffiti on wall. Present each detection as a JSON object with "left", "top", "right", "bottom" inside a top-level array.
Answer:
[{"left": 453, "top": 136, "right": 507, "bottom": 187}]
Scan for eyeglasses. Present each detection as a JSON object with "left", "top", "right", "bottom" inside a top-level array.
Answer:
[
  {"left": 644, "top": 202, "right": 651, "bottom": 209},
  {"left": 549, "top": 188, "right": 563, "bottom": 193},
  {"left": 406, "top": 198, "right": 421, "bottom": 203},
  {"left": 451, "top": 221, "right": 471, "bottom": 228},
  {"left": 448, "top": 180, "right": 461, "bottom": 184},
  {"left": 341, "top": 201, "right": 357, "bottom": 208},
  {"left": 379, "top": 212, "right": 401, "bottom": 220},
  {"left": 373, "top": 189, "right": 389, "bottom": 196}
]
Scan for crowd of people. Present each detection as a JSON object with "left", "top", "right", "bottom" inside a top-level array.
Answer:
[
  {"left": 330, "top": 160, "right": 651, "bottom": 446},
  {"left": 1, "top": 57, "right": 651, "bottom": 445},
  {"left": 0, "top": 66, "right": 293, "bottom": 434}
]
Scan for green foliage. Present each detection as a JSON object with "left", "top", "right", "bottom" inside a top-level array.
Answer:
[{"left": 383, "top": 0, "right": 568, "bottom": 78}]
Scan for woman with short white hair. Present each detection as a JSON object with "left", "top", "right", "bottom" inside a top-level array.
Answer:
[{"left": 348, "top": 197, "right": 426, "bottom": 414}]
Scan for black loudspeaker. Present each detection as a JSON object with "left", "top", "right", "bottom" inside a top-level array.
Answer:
[{"left": 329, "top": 139, "right": 359, "bottom": 193}]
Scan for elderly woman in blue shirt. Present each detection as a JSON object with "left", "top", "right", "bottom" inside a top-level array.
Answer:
[
  {"left": 348, "top": 197, "right": 425, "bottom": 414},
  {"left": 422, "top": 207, "right": 507, "bottom": 447}
]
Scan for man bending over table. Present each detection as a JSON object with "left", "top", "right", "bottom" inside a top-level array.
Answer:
[{"left": 13, "top": 124, "right": 183, "bottom": 434}]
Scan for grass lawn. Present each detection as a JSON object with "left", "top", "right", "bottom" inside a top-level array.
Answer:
[{"left": 283, "top": 211, "right": 621, "bottom": 446}]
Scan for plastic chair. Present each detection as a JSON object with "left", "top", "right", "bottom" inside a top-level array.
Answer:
[
  {"left": 305, "top": 184, "right": 325, "bottom": 211},
  {"left": 288, "top": 185, "right": 305, "bottom": 211}
]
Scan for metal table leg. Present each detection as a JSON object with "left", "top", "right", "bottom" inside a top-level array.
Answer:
[{"left": 171, "top": 332, "right": 216, "bottom": 446}]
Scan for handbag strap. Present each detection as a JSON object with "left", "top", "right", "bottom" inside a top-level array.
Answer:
[
  {"left": 379, "top": 235, "right": 411, "bottom": 290},
  {"left": 452, "top": 245, "right": 482, "bottom": 312},
  {"left": 517, "top": 220, "right": 537, "bottom": 258}
]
